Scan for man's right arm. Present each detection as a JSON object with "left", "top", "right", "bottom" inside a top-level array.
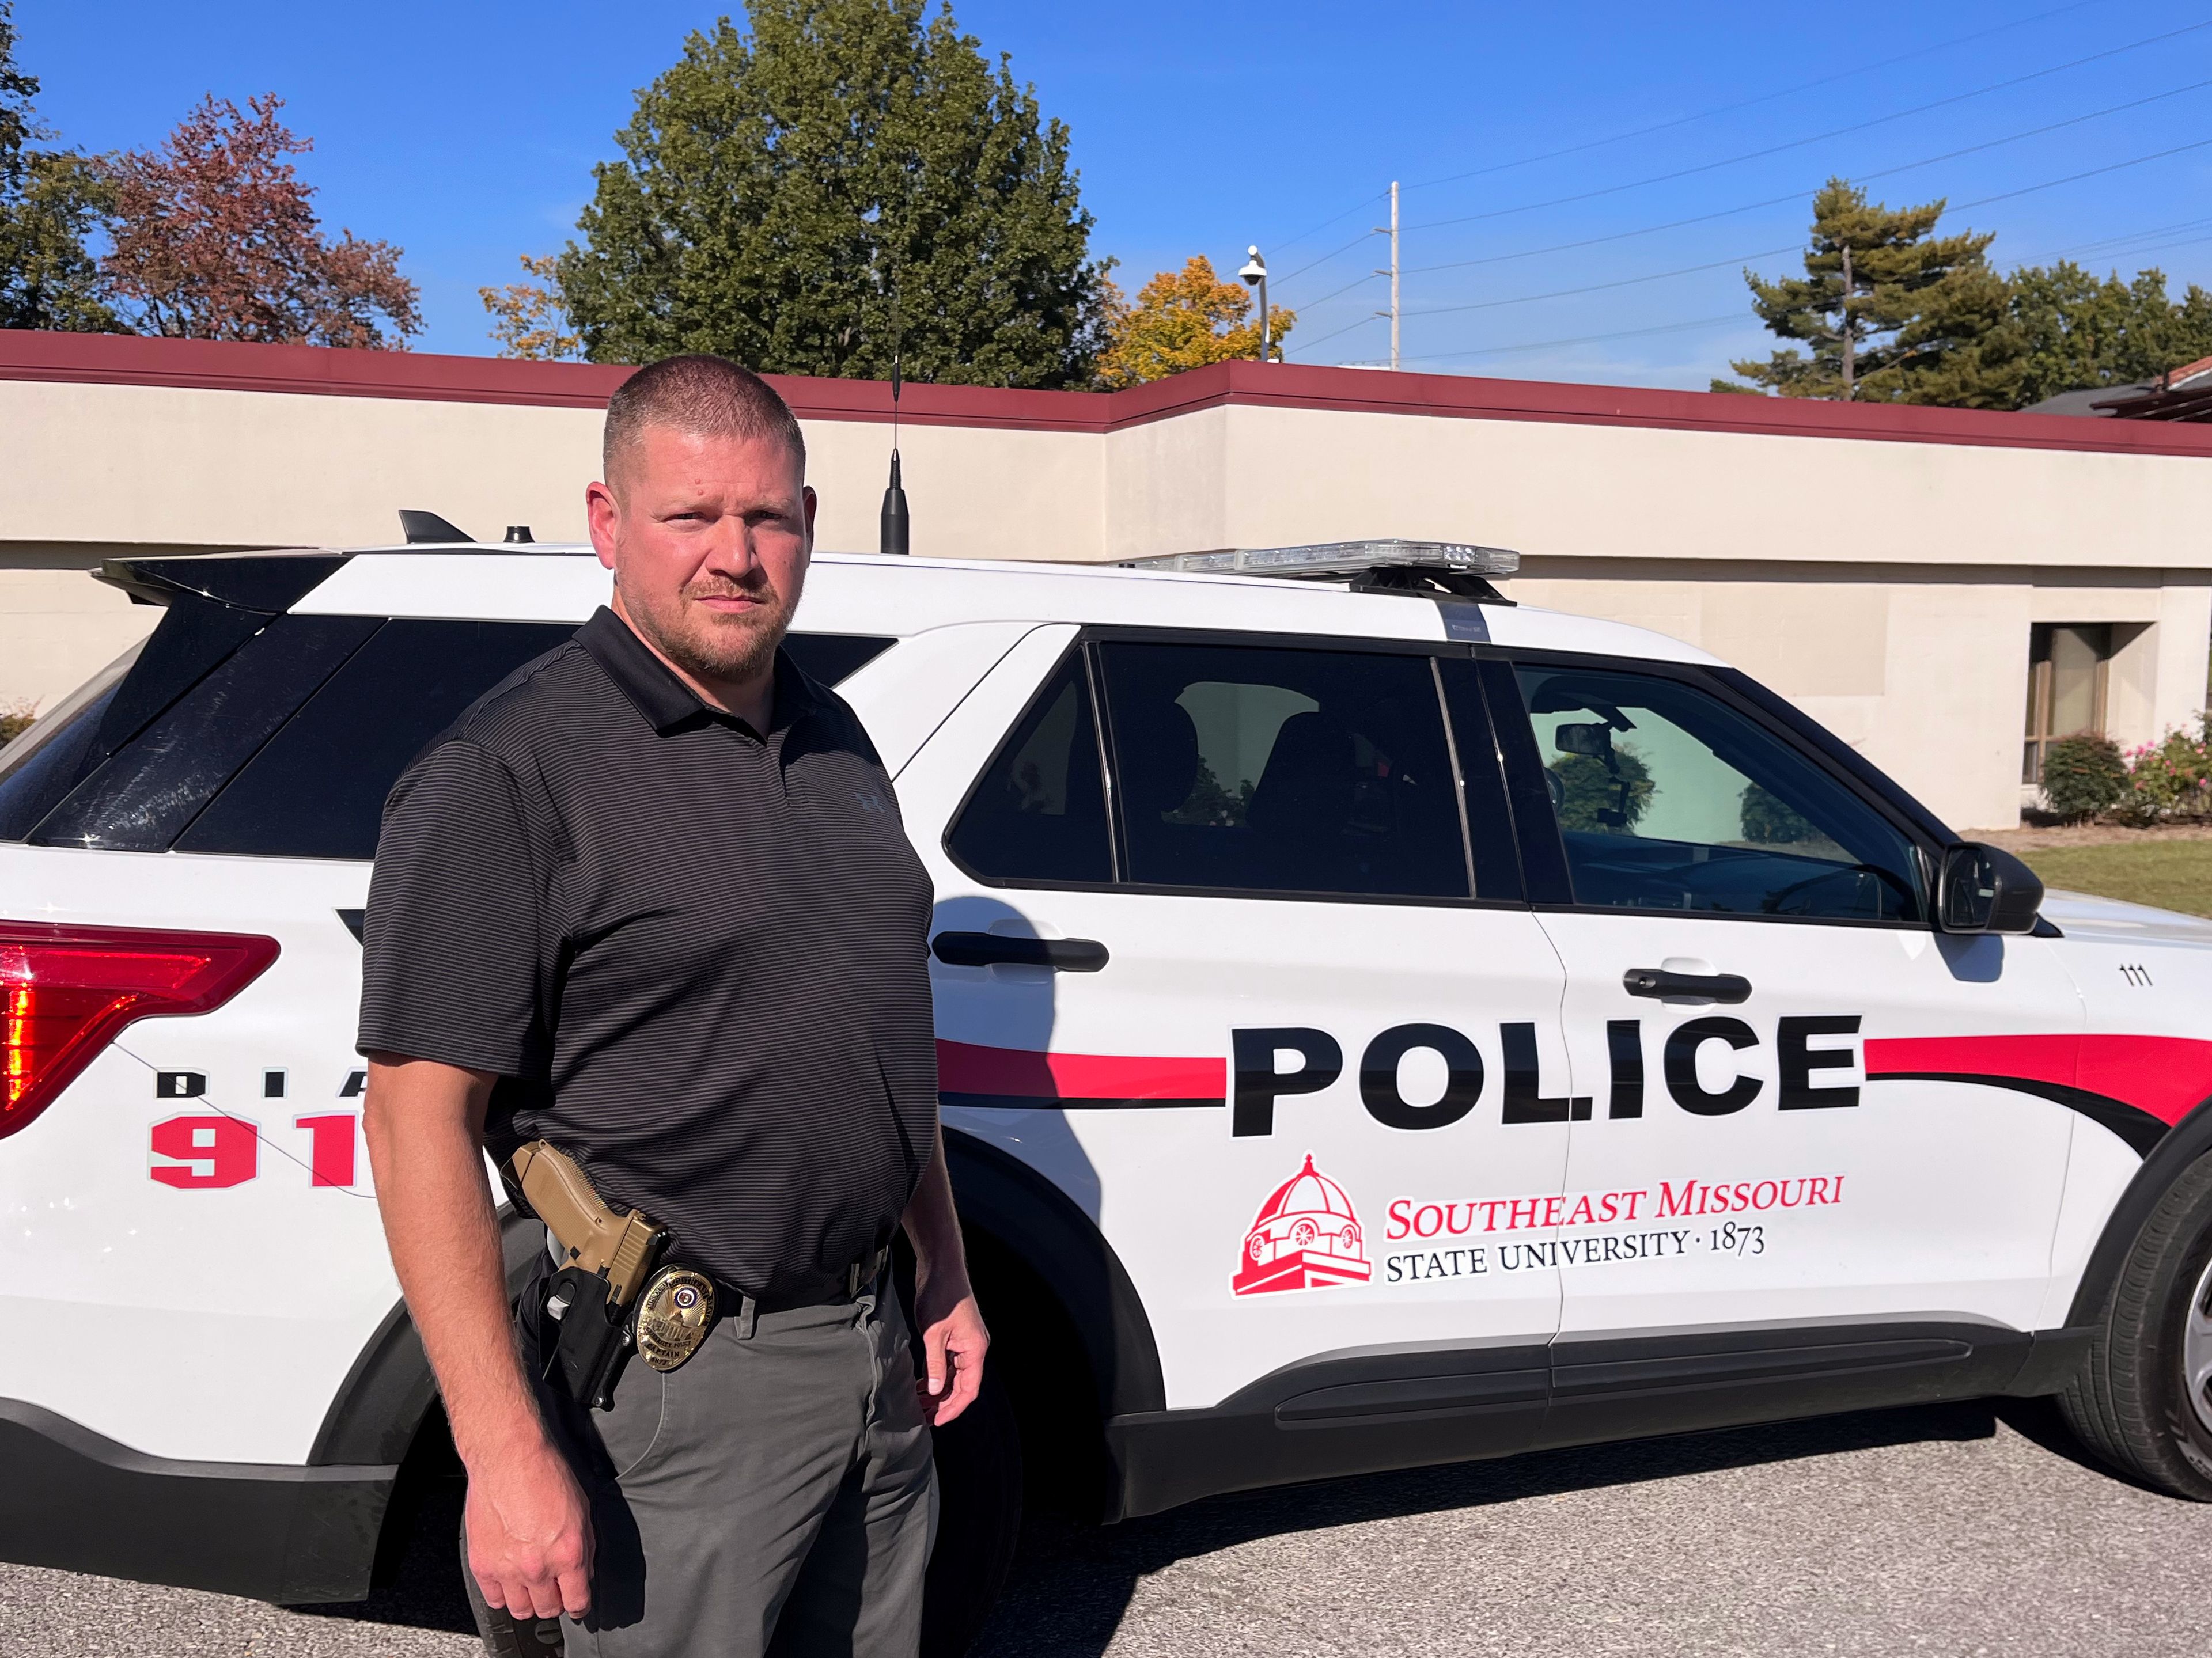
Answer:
[{"left": 362, "top": 1055, "right": 592, "bottom": 1622}]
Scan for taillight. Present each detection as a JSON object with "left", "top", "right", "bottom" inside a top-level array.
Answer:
[{"left": 0, "top": 921, "right": 279, "bottom": 1140}]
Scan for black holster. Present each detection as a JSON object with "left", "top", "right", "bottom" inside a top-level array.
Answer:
[{"left": 537, "top": 1264, "right": 635, "bottom": 1411}]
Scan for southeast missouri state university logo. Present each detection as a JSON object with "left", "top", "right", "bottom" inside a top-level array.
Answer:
[{"left": 1232, "top": 1153, "right": 1372, "bottom": 1296}]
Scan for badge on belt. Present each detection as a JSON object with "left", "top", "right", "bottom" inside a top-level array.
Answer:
[
  {"left": 635, "top": 1266, "right": 716, "bottom": 1371},
  {"left": 506, "top": 1141, "right": 716, "bottom": 1408}
]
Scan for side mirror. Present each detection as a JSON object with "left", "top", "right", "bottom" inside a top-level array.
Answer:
[
  {"left": 1554, "top": 722, "right": 1613, "bottom": 758},
  {"left": 1938, "top": 842, "right": 2044, "bottom": 935}
]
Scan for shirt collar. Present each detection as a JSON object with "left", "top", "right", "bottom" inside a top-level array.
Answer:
[{"left": 577, "top": 606, "right": 825, "bottom": 739}]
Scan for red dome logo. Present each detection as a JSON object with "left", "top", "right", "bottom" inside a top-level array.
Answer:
[{"left": 1232, "top": 1152, "right": 1372, "bottom": 1296}]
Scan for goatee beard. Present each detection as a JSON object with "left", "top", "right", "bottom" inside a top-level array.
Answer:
[{"left": 623, "top": 579, "right": 791, "bottom": 689}]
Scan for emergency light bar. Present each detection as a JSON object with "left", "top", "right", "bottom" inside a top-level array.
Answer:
[{"left": 1126, "top": 538, "right": 1519, "bottom": 580}]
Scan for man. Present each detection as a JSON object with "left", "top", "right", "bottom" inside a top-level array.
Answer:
[{"left": 359, "top": 353, "right": 985, "bottom": 1658}]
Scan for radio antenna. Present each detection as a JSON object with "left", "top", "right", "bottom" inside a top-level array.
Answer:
[{"left": 880, "top": 302, "right": 910, "bottom": 557}]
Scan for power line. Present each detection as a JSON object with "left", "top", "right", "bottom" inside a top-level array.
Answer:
[
  {"left": 1281, "top": 70, "right": 2212, "bottom": 302},
  {"left": 1267, "top": 192, "right": 1391, "bottom": 259},
  {"left": 1278, "top": 227, "right": 1383, "bottom": 286},
  {"left": 2043, "top": 215, "right": 2212, "bottom": 258},
  {"left": 1952, "top": 134, "right": 2212, "bottom": 209},
  {"left": 1285, "top": 130, "right": 2212, "bottom": 362},
  {"left": 1400, "top": 20, "right": 2212, "bottom": 236},
  {"left": 1377, "top": 290, "right": 1874, "bottom": 369},
  {"left": 1393, "top": 204, "right": 2212, "bottom": 340},
  {"left": 1267, "top": 0, "right": 2110, "bottom": 255},
  {"left": 2002, "top": 217, "right": 2212, "bottom": 267},
  {"left": 1355, "top": 185, "right": 2212, "bottom": 370},
  {"left": 1385, "top": 313, "right": 1757, "bottom": 365},
  {"left": 1387, "top": 93, "right": 2212, "bottom": 286},
  {"left": 1400, "top": 0, "right": 2110, "bottom": 194},
  {"left": 1399, "top": 246, "right": 1800, "bottom": 321},
  {"left": 1295, "top": 267, "right": 1384, "bottom": 312},
  {"left": 1297, "top": 310, "right": 1391, "bottom": 354}
]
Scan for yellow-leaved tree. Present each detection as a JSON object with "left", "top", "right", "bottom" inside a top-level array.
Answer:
[
  {"left": 480, "top": 253, "right": 581, "bottom": 361},
  {"left": 1095, "top": 255, "right": 1296, "bottom": 388}
]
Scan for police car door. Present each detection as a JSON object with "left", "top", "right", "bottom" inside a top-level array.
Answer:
[
  {"left": 1486, "top": 653, "right": 2081, "bottom": 1376},
  {"left": 896, "top": 628, "right": 1571, "bottom": 1423}
]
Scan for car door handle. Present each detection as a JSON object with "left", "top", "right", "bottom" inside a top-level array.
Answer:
[
  {"left": 930, "top": 932, "right": 1111, "bottom": 973},
  {"left": 1622, "top": 967, "right": 1752, "bottom": 1003}
]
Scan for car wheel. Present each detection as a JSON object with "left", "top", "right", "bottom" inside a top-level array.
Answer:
[
  {"left": 921, "top": 1363, "right": 1024, "bottom": 1658},
  {"left": 2060, "top": 1148, "right": 2212, "bottom": 1498}
]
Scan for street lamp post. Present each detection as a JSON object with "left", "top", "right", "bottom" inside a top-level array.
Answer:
[{"left": 1238, "top": 246, "right": 1270, "bottom": 362}]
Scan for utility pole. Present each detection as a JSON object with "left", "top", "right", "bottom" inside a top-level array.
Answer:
[
  {"left": 1374, "top": 180, "right": 1400, "bottom": 369},
  {"left": 1839, "top": 244, "right": 1855, "bottom": 400}
]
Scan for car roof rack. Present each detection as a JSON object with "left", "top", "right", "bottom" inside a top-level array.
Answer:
[{"left": 1120, "top": 538, "right": 1518, "bottom": 604}]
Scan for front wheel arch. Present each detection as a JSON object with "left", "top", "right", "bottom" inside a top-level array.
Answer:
[{"left": 2065, "top": 1092, "right": 2212, "bottom": 1332}]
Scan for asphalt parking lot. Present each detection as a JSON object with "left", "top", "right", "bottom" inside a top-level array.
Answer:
[{"left": 6, "top": 1398, "right": 2210, "bottom": 1657}]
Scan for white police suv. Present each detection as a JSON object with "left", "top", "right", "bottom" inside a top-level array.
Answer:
[{"left": 4, "top": 535, "right": 2211, "bottom": 1651}]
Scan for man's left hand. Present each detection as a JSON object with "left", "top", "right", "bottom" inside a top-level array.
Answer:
[{"left": 913, "top": 1276, "right": 988, "bottom": 1426}]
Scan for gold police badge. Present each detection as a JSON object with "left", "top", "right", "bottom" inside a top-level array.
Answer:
[{"left": 635, "top": 1267, "right": 715, "bottom": 1372}]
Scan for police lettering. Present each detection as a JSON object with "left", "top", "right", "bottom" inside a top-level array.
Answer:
[{"left": 1226, "top": 1015, "right": 1862, "bottom": 1135}]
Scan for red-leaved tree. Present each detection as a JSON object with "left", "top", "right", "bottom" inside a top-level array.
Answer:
[{"left": 100, "top": 93, "right": 418, "bottom": 348}]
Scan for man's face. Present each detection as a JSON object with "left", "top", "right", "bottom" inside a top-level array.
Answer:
[{"left": 586, "top": 424, "right": 816, "bottom": 691}]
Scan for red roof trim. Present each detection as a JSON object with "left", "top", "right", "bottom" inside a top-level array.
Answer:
[{"left": 6, "top": 328, "right": 2212, "bottom": 457}]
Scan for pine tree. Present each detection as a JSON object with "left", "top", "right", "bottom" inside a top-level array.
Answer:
[
  {"left": 558, "top": 0, "right": 1111, "bottom": 387},
  {"left": 1714, "top": 179, "right": 2020, "bottom": 407},
  {"left": 0, "top": 0, "right": 119, "bottom": 332}
]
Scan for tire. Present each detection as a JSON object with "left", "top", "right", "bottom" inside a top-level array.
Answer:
[
  {"left": 2060, "top": 1147, "right": 2212, "bottom": 1499},
  {"left": 920, "top": 1363, "right": 1024, "bottom": 1658}
]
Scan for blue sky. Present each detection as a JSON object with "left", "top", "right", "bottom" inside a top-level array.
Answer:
[{"left": 14, "top": 0, "right": 2212, "bottom": 388}]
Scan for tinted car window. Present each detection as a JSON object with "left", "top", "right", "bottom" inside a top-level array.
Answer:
[
  {"left": 945, "top": 650, "right": 1112, "bottom": 885},
  {"left": 1097, "top": 642, "right": 1469, "bottom": 900},
  {"left": 174, "top": 625, "right": 901, "bottom": 862},
  {"left": 176, "top": 620, "right": 577, "bottom": 860},
  {"left": 1510, "top": 663, "right": 1923, "bottom": 923},
  {"left": 783, "top": 633, "right": 894, "bottom": 686},
  {"left": 28, "top": 614, "right": 380, "bottom": 852},
  {"left": 0, "top": 642, "right": 141, "bottom": 841}
]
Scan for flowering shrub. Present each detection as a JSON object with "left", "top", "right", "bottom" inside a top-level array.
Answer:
[{"left": 2115, "top": 715, "right": 2212, "bottom": 825}]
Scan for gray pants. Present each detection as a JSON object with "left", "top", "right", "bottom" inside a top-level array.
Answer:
[{"left": 473, "top": 1272, "right": 937, "bottom": 1658}]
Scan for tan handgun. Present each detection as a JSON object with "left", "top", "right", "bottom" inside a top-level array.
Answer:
[{"left": 509, "top": 1140, "right": 666, "bottom": 1309}]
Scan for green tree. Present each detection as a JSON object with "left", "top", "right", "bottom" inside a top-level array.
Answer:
[
  {"left": 559, "top": 0, "right": 1111, "bottom": 386},
  {"left": 0, "top": 1, "right": 119, "bottom": 332},
  {"left": 2008, "top": 262, "right": 2212, "bottom": 407},
  {"left": 1714, "top": 179, "right": 2020, "bottom": 407}
]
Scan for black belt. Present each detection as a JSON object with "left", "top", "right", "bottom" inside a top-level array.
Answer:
[{"left": 718, "top": 1246, "right": 891, "bottom": 1316}]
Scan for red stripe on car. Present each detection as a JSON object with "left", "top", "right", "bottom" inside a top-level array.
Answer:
[
  {"left": 1865, "top": 1033, "right": 2212, "bottom": 1126},
  {"left": 936, "top": 1039, "right": 1225, "bottom": 1103}
]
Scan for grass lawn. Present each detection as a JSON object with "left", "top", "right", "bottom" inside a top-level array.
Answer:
[{"left": 2018, "top": 840, "right": 2212, "bottom": 919}]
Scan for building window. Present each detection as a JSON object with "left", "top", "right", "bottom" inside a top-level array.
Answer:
[{"left": 2023, "top": 623, "right": 2111, "bottom": 784}]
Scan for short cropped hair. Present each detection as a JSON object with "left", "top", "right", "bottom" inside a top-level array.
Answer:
[{"left": 602, "top": 353, "right": 806, "bottom": 487}]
